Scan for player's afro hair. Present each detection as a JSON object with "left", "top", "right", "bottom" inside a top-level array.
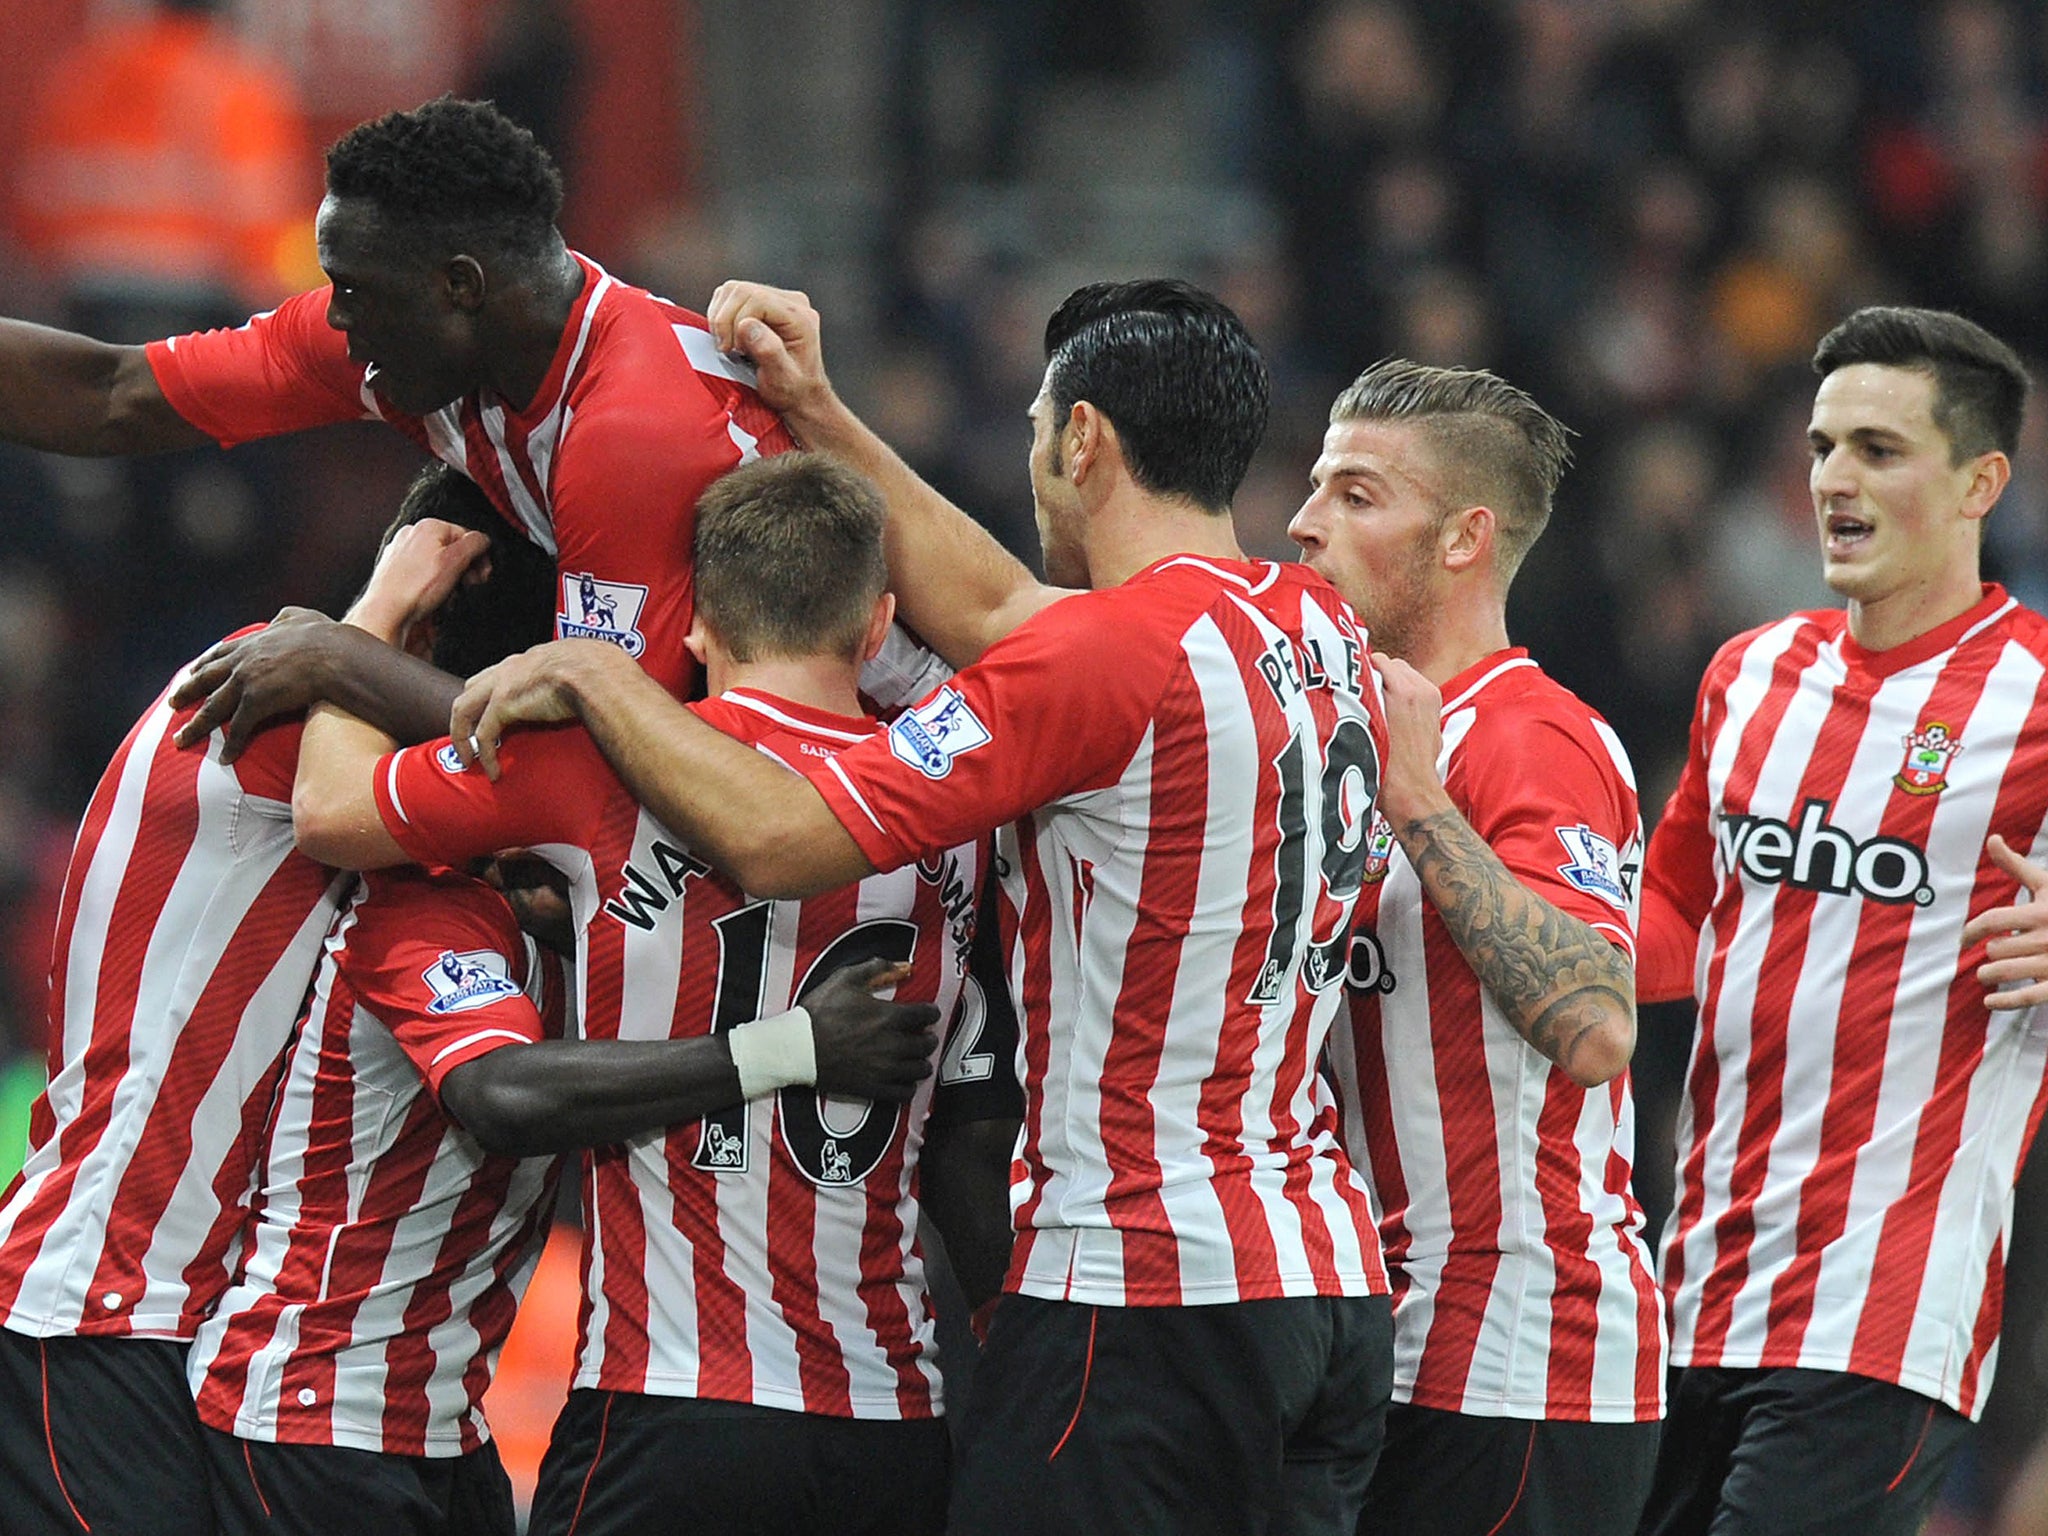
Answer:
[{"left": 325, "top": 96, "right": 563, "bottom": 260}]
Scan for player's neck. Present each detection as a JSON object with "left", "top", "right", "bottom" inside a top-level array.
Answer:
[
  {"left": 490, "top": 242, "right": 588, "bottom": 411},
  {"left": 1085, "top": 489, "right": 1243, "bottom": 588},
  {"left": 707, "top": 654, "right": 865, "bottom": 720},
  {"left": 1405, "top": 604, "right": 1512, "bottom": 687},
  {"left": 1845, "top": 563, "right": 1985, "bottom": 653}
]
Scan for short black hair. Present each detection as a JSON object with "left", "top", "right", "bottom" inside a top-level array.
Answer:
[
  {"left": 1042, "top": 279, "right": 1269, "bottom": 512},
  {"left": 325, "top": 97, "right": 564, "bottom": 263},
  {"left": 373, "top": 463, "right": 558, "bottom": 678},
  {"left": 693, "top": 453, "right": 888, "bottom": 662},
  {"left": 1813, "top": 307, "right": 2028, "bottom": 462}
]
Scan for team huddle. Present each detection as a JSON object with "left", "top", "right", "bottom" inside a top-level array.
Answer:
[{"left": 0, "top": 95, "right": 2044, "bottom": 1536}]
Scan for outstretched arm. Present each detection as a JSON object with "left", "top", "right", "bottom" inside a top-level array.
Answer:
[
  {"left": 0, "top": 322, "right": 208, "bottom": 454},
  {"left": 441, "top": 958, "right": 941, "bottom": 1158},
  {"left": 1372, "top": 656, "right": 1636, "bottom": 1089},
  {"left": 450, "top": 638, "right": 872, "bottom": 898},
  {"left": 705, "top": 282, "right": 1069, "bottom": 667}
]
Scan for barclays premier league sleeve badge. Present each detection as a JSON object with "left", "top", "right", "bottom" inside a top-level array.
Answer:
[
  {"left": 421, "top": 949, "right": 523, "bottom": 1014},
  {"left": 557, "top": 571, "right": 648, "bottom": 657},
  {"left": 888, "top": 687, "right": 993, "bottom": 779}
]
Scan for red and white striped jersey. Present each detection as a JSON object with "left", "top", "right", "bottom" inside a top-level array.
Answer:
[
  {"left": 144, "top": 254, "right": 796, "bottom": 692},
  {"left": 1327, "top": 650, "right": 1664, "bottom": 1423},
  {"left": 372, "top": 690, "right": 982, "bottom": 1418},
  {"left": 190, "top": 868, "right": 564, "bottom": 1456},
  {"left": 809, "top": 556, "right": 1390, "bottom": 1308},
  {"left": 0, "top": 659, "right": 347, "bottom": 1341},
  {"left": 1643, "top": 587, "right": 2048, "bottom": 1418}
]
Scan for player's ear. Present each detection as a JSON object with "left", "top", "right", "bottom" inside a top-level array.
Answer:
[
  {"left": 1960, "top": 450, "right": 2011, "bottom": 524},
  {"left": 1067, "top": 401, "right": 1105, "bottom": 488},
  {"left": 861, "top": 592, "right": 897, "bottom": 664},
  {"left": 445, "top": 254, "right": 487, "bottom": 313},
  {"left": 683, "top": 613, "right": 711, "bottom": 667},
  {"left": 1441, "top": 505, "right": 1492, "bottom": 574}
]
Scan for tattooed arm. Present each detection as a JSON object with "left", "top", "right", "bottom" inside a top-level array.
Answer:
[{"left": 1370, "top": 655, "right": 1637, "bottom": 1089}]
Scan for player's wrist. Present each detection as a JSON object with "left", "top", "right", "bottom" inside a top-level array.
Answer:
[{"left": 726, "top": 1006, "right": 817, "bottom": 1099}]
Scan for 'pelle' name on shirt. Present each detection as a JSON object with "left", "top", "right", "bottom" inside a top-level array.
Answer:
[{"left": 1254, "top": 630, "right": 1363, "bottom": 708}]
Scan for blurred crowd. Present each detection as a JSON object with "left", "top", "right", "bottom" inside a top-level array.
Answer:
[{"left": 2, "top": 0, "right": 2048, "bottom": 1523}]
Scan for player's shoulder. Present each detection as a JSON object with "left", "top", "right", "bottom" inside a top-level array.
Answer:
[
  {"left": 1449, "top": 652, "right": 1635, "bottom": 787},
  {"left": 693, "top": 690, "right": 880, "bottom": 766},
  {"left": 1985, "top": 592, "right": 2048, "bottom": 661},
  {"left": 1698, "top": 609, "right": 1841, "bottom": 692}
]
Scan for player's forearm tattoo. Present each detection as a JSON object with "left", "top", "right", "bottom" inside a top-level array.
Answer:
[{"left": 1393, "top": 807, "right": 1634, "bottom": 1076}]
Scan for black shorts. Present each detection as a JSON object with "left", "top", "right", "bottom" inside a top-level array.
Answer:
[
  {"left": 1636, "top": 1366, "right": 1972, "bottom": 1536},
  {"left": 524, "top": 1390, "right": 950, "bottom": 1536},
  {"left": 948, "top": 1291, "right": 1394, "bottom": 1536},
  {"left": 0, "top": 1327, "right": 213, "bottom": 1536},
  {"left": 201, "top": 1425, "right": 516, "bottom": 1536},
  {"left": 1358, "top": 1401, "right": 1660, "bottom": 1536}
]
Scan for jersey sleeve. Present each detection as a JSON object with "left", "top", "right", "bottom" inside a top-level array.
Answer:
[
  {"left": 1637, "top": 687, "right": 1723, "bottom": 1005},
  {"left": 1457, "top": 712, "right": 1642, "bottom": 961},
  {"left": 803, "top": 593, "right": 1160, "bottom": 873},
  {"left": 144, "top": 289, "right": 372, "bottom": 449},
  {"left": 342, "top": 869, "right": 545, "bottom": 1105},
  {"left": 926, "top": 853, "right": 1024, "bottom": 1131},
  {"left": 374, "top": 725, "right": 609, "bottom": 872}
]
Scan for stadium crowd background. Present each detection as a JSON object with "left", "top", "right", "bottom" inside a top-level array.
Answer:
[{"left": 1, "top": 0, "right": 2046, "bottom": 1527}]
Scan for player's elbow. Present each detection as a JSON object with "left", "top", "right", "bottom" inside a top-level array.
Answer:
[
  {"left": 1562, "top": 1000, "right": 1637, "bottom": 1090},
  {"left": 440, "top": 1060, "right": 561, "bottom": 1158},
  {"left": 291, "top": 781, "right": 355, "bottom": 866}
]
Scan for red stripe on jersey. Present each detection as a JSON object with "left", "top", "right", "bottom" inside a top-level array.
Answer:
[
  {"left": 1534, "top": 1073, "right": 1602, "bottom": 1413},
  {"left": 1760, "top": 647, "right": 2002, "bottom": 1355},
  {"left": 1006, "top": 816, "right": 1058, "bottom": 1287},
  {"left": 1098, "top": 663, "right": 1212, "bottom": 1306},
  {"left": 1665, "top": 623, "right": 1826, "bottom": 1321},
  {"left": 1410, "top": 912, "right": 1503, "bottom": 1405},
  {"left": 1349, "top": 1005, "right": 1411, "bottom": 1308},
  {"left": 0, "top": 720, "right": 204, "bottom": 1321},
  {"left": 1688, "top": 648, "right": 1869, "bottom": 1360},
  {"left": 590, "top": 1143, "right": 656, "bottom": 1389},
  {"left": 1610, "top": 1126, "right": 1666, "bottom": 1411},
  {"left": 765, "top": 1140, "right": 847, "bottom": 1414}
]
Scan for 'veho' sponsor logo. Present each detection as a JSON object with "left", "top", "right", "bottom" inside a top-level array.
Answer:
[{"left": 1717, "top": 799, "right": 1932, "bottom": 907}]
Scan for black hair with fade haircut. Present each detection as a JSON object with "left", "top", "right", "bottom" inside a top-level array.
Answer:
[
  {"left": 371, "top": 463, "right": 558, "bottom": 679},
  {"left": 325, "top": 96, "right": 564, "bottom": 263},
  {"left": 693, "top": 452, "right": 888, "bottom": 663},
  {"left": 1042, "top": 279, "right": 1269, "bottom": 513},
  {"left": 1813, "top": 307, "right": 2029, "bottom": 463}
]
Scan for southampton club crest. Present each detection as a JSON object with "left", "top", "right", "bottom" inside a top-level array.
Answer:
[
  {"left": 1894, "top": 721, "right": 1962, "bottom": 796},
  {"left": 422, "top": 950, "right": 523, "bottom": 1015},
  {"left": 1360, "top": 812, "right": 1397, "bottom": 884},
  {"left": 557, "top": 571, "right": 649, "bottom": 657}
]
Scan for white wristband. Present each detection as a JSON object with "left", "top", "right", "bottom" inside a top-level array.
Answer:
[{"left": 727, "top": 1007, "right": 817, "bottom": 1100}]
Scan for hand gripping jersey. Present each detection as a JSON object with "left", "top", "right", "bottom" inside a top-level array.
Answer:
[
  {"left": 1643, "top": 587, "right": 2048, "bottom": 1418},
  {"left": 143, "top": 256, "right": 796, "bottom": 692},
  {"left": 1325, "top": 650, "right": 1664, "bottom": 1423},
  {"left": 808, "top": 556, "right": 1390, "bottom": 1307},
  {"left": 0, "top": 634, "right": 349, "bottom": 1339},
  {"left": 372, "top": 690, "right": 982, "bottom": 1418},
  {"left": 190, "top": 868, "right": 565, "bottom": 1457}
]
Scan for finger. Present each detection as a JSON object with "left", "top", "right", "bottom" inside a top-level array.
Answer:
[
  {"left": 706, "top": 282, "right": 739, "bottom": 347},
  {"left": 1962, "top": 905, "right": 2043, "bottom": 946},
  {"left": 172, "top": 675, "right": 240, "bottom": 748},
  {"left": 1986, "top": 834, "right": 2048, "bottom": 895},
  {"left": 169, "top": 650, "right": 238, "bottom": 707},
  {"left": 474, "top": 700, "right": 507, "bottom": 781},
  {"left": 449, "top": 676, "right": 492, "bottom": 763},
  {"left": 862, "top": 960, "right": 916, "bottom": 993},
  {"left": 219, "top": 695, "right": 268, "bottom": 764},
  {"left": 1986, "top": 980, "right": 2048, "bottom": 1011},
  {"left": 735, "top": 316, "right": 789, "bottom": 369}
]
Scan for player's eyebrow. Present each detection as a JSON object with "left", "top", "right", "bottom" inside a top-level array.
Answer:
[{"left": 1314, "top": 460, "right": 1392, "bottom": 492}]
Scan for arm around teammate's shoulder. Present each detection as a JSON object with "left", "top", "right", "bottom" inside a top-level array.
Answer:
[
  {"left": 706, "top": 280, "right": 1068, "bottom": 667},
  {"left": 0, "top": 320, "right": 208, "bottom": 454}
]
